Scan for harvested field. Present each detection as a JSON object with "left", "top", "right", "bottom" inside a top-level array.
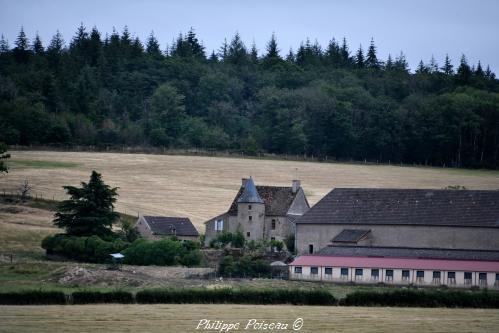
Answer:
[
  {"left": 3, "top": 150, "right": 499, "bottom": 230},
  {"left": 1, "top": 304, "right": 498, "bottom": 333}
]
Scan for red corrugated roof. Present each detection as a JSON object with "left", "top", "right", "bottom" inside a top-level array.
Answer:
[{"left": 290, "top": 255, "right": 499, "bottom": 272}]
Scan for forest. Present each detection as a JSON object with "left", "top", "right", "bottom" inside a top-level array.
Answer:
[{"left": 0, "top": 25, "right": 498, "bottom": 168}]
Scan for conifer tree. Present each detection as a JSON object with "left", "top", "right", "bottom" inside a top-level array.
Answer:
[
  {"left": 218, "top": 38, "right": 228, "bottom": 61},
  {"left": 475, "top": 60, "right": 484, "bottom": 77},
  {"left": 54, "top": 171, "right": 119, "bottom": 237},
  {"left": 456, "top": 54, "right": 472, "bottom": 84},
  {"left": 186, "top": 28, "right": 205, "bottom": 58},
  {"left": 441, "top": 54, "right": 453, "bottom": 75},
  {"left": 326, "top": 38, "right": 341, "bottom": 66},
  {"left": 340, "top": 37, "right": 350, "bottom": 65},
  {"left": 0, "top": 35, "right": 9, "bottom": 53},
  {"left": 32, "top": 33, "right": 44, "bottom": 55},
  {"left": 146, "top": 31, "right": 161, "bottom": 58},
  {"left": 429, "top": 55, "right": 439, "bottom": 73},
  {"left": 385, "top": 53, "right": 393, "bottom": 70},
  {"left": 226, "top": 32, "right": 247, "bottom": 65},
  {"left": 250, "top": 41, "right": 258, "bottom": 63},
  {"left": 355, "top": 44, "right": 364, "bottom": 68},
  {"left": 13, "top": 26, "right": 30, "bottom": 62},
  {"left": 265, "top": 33, "right": 280, "bottom": 59},
  {"left": 365, "top": 38, "right": 379, "bottom": 69},
  {"left": 286, "top": 48, "right": 295, "bottom": 62}
]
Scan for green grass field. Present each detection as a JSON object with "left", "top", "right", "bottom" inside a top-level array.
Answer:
[
  {"left": 6, "top": 159, "right": 80, "bottom": 170},
  {"left": 1, "top": 304, "right": 498, "bottom": 333}
]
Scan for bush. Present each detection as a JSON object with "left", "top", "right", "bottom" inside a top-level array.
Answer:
[
  {"left": 218, "top": 255, "right": 271, "bottom": 278},
  {"left": 284, "top": 234, "right": 295, "bottom": 253},
  {"left": 123, "top": 238, "right": 201, "bottom": 267},
  {"left": 136, "top": 288, "right": 336, "bottom": 305},
  {"left": 341, "top": 289, "right": 499, "bottom": 308},
  {"left": 72, "top": 291, "right": 133, "bottom": 304},
  {"left": 0, "top": 290, "right": 67, "bottom": 305},
  {"left": 41, "top": 234, "right": 128, "bottom": 263}
]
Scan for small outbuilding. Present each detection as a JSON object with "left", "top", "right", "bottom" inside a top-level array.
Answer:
[{"left": 136, "top": 215, "right": 199, "bottom": 241}]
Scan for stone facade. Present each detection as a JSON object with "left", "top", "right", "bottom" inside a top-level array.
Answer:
[
  {"left": 204, "top": 178, "right": 310, "bottom": 246},
  {"left": 136, "top": 215, "right": 199, "bottom": 242}
]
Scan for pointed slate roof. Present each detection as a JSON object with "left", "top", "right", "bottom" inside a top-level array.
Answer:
[{"left": 237, "top": 177, "right": 264, "bottom": 204}]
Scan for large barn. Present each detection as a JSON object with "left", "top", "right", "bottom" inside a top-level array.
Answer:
[{"left": 290, "top": 188, "right": 499, "bottom": 288}]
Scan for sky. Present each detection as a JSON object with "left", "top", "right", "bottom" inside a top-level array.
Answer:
[{"left": 1, "top": 0, "right": 498, "bottom": 72}]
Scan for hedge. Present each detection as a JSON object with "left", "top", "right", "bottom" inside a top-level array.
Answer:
[
  {"left": 135, "top": 288, "right": 336, "bottom": 305},
  {"left": 72, "top": 291, "right": 134, "bottom": 304},
  {"left": 341, "top": 289, "right": 499, "bottom": 308},
  {"left": 0, "top": 290, "right": 67, "bottom": 305}
]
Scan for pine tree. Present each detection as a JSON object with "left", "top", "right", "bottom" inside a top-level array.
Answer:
[
  {"left": 15, "top": 26, "right": 29, "bottom": 51},
  {"left": 340, "top": 37, "right": 350, "bottom": 65},
  {"left": 416, "top": 60, "right": 428, "bottom": 74},
  {"left": 209, "top": 50, "right": 218, "bottom": 62},
  {"left": 484, "top": 65, "right": 495, "bottom": 80},
  {"left": 475, "top": 60, "right": 484, "bottom": 77},
  {"left": 385, "top": 53, "right": 393, "bottom": 70},
  {"left": 355, "top": 44, "right": 364, "bottom": 68},
  {"left": 0, "top": 143, "right": 10, "bottom": 174},
  {"left": 146, "top": 31, "right": 161, "bottom": 58},
  {"left": 0, "top": 34, "right": 9, "bottom": 53},
  {"left": 365, "top": 38, "right": 379, "bottom": 69},
  {"left": 32, "top": 33, "right": 44, "bottom": 54},
  {"left": 326, "top": 38, "right": 341, "bottom": 66},
  {"left": 250, "top": 41, "right": 258, "bottom": 63},
  {"left": 47, "top": 30, "right": 64, "bottom": 54},
  {"left": 186, "top": 28, "right": 205, "bottom": 58},
  {"left": 226, "top": 32, "right": 248, "bottom": 65},
  {"left": 429, "top": 55, "right": 439, "bottom": 73},
  {"left": 286, "top": 48, "right": 295, "bottom": 62},
  {"left": 441, "top": 54, "right": 453, "bottom": 75},
  {"left": 88, "top": 27, "right": 102, "bottom": 65},
  {"left": 394, "top": 52, "right": 408, "bottom": 72},
  {"left": 456, "top": 54, "right": 472, "bottom": 84},
  {"left": 54, "top": 171, "right": 119, "bottom": 237},
  {"left": 218, "top": 38, "right": 228, "bottom": 61},
  {"left": 265, "top": 33, "right": 280, "bottom": 59}
]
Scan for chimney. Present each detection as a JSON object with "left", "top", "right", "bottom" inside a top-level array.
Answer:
[
  {"left": 292, "top": 180, "right": 301, "bottom": 193},
  {"left": 242, "top": 178, "right": 249, "bottom": 187}
]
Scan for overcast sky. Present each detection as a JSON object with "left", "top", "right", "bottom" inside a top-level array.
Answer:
[{"left": 1, "top": 0, "right": 498, "bottom": 72}]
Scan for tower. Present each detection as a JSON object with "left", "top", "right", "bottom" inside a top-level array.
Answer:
[{"left": 236, "top": 177, "right": 265, "bottom": 240}]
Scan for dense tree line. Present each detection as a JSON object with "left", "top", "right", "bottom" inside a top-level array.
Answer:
[{"left": 1, "top": 25, "right": 498, "bottom": 168}]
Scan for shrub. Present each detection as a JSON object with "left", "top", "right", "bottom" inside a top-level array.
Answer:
[
  {"left": 136, "top": 288, "right": 336, "bottom": 305},
  {"left": 284, "top": 234, "right": 295, "bottom": 253},
  {"left": 341, "top": 289, "right": 499, "bottom": 308},
  {"left": 0, "top": 290, "right": 67, "bottom": 305},
  {"left": 41, "top": 234, "right": 128, "bottom": 263},
  {"left": 72, "top": 291, "right": 133, "bottom": 304},
  {"left": 123, "top": 238, "right": 201, "bottom": 266},
  {"left": 218, "top": 255, "right": 271, "bottom": 278}
]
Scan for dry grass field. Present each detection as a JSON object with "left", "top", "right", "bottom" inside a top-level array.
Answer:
[
  {"left": 3, "top": 150, "right": 499, "bottom": 230},
  {"left": 1, "top": 304, "right": 499, "bottom": 333}
]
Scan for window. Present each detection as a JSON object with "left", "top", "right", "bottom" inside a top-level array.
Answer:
[
  {"left": 448, "top": 272, "right": 456, "bottom": 285},
  {"left": 311, "top": 267, "right": 319, "bottom": 275},
  {"left": 416, "top": 271, "right": 424, "bottom": 283},
  {"left": 355, "top": 269, "right": 363, "bottom": 276},
  {"left": 495, "top": 273, "right": 499, "bottom": 287},
  {"left": 214, "top": 219, "right": 224, "bottom": 231},
  {"left": 294, "top": 267, "right": 302, "bottom": 274},
  {"left": 271, "top": 237, "right": 275, "bottom": 241},
  {"left": 479, "top": 272, "right": 487, "bottom": 286},
  {"left": 385, "top": 269, "right": 393, "bottom": 282},
  {"left": 464, "top": 272, "right": 472, "bottom": 285},
  {"left": 340, "top": 268, "right": 348, "bottom": 277},
  {"left": 325, "top": 267, "right": 333, "bottom": 275},
  {"left": 371, "top": 269, "right": 379, "bottom": 280},
  {"left": 496, "top": 273, "right": 499, "bottom": 281},
  {"left": 248, "top": 216, "right": 252, "bottom": 221},
  {"left": 432, "top": 271, "right": 441, "bottom": 284},
  {"left": 271, "top": 219, "right": 276, "bottom": 230},
  {"left": 402, "top": 270, "right": 410, "bottom": 281},
  {"left": 246, "top": 232, "right": 250, "bottom": 237},
  {"left": 248, "top": 205, "right": 252, "bottom": 210},
  {"left": 308, "top": 244, "right": 314, "bottom": 254}
]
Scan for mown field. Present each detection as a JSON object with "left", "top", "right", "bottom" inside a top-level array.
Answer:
[
  {"left": 3, "top": 150, "right": 499, "bottom": 230},
  {"left": 1, "top": 304, "right": 499, "bottom": 333}
]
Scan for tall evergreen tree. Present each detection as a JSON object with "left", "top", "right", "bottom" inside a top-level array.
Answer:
[
  {"left": 265, "top": 33, "right": 280, "bottom": 59},
  {"left": 429, "top": 55, "right": 439, "bottom": 73},
  {"left": 250, "top": 41, "right": 258, "bottom": 63},
  {"left": 441, "top": 54, "right": 453, "bottom": 75},
  {"left": 226, "top": 32, "right": 247, "bottom": 65},
  {"left": 456, "top": 54, "right": 472, "bottom": 84},
  {"left": 0, "top": 143, "right": 10, "bottom": 174},
  {"left": 0, "top": 34, "right": 9, "bottom": 53},
  {"left": 355, "top": 44, "right": 364, "bottom": 68},
  {"left": 475, "top": 60, "right": 484, "bottom": 77},
  {"left": 146, "top": 31, "right": 161, "bottom": 58},
  {"left": 32, "top": 33, "right": 44, "bottom": 55},
  {"left": 54, "top": 171, "right": 119, "bottom": 237},
  {"left": 365, "top": 38, "right": 380, "bottom": 69},
  {"left": 340, "top": 37, "right": 350, "bottom": 65},
  {"left": 13, "top": 26, "right": 30, "bottom": 62},
  {"left": 385, "top": 53, "right": 393, "bottom": 70}
]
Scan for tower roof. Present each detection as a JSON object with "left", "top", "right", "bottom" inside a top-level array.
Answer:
[{"left": 237, "top": 177, "right": 264, "bottom": 204}]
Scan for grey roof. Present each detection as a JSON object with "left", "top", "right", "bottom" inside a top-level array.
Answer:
[
  {"left": 316, "top": 246, "right": 499, "bottom": 261},
  {"left": 229, "top": 185, "right": 300, "bottom": 216},
  {"left": 143, "top": 216, "right": 199, "bottom": 237},
  {"left": 296, "top": 188, "right": 499, "bottom": 228},
  {"left": 237, "top": 177, "right": 264, "bottom": 204},
  {"left": 332, "top": 229, "right": 371, "bottom": 243}
]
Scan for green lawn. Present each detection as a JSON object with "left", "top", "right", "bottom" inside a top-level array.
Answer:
[{"left": 6, "top": 159, "right": 80, "bottom": 169}]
